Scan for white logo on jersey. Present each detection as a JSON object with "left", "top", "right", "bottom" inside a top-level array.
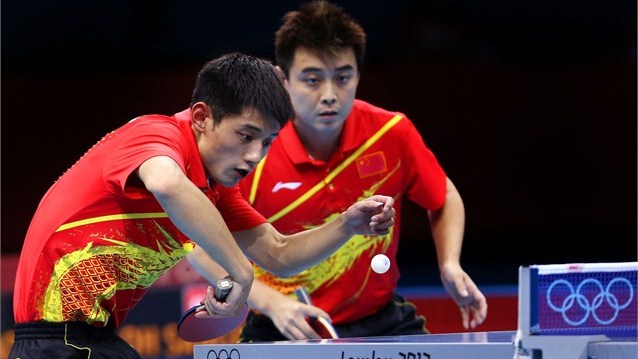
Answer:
[{"left": 272, "top": 181, "right": 302, "bottom": 193}]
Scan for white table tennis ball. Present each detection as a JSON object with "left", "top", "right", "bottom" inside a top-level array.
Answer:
[{"left": 371, "top": 254, "right": 390, "bottom": 274}]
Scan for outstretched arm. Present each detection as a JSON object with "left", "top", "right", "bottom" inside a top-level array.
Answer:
[
  {"left": 429, "top": 177, "right": 488, "bottom": 329},
  {"left": 234, "top": 195, "right": 396, "bottom": 278}
]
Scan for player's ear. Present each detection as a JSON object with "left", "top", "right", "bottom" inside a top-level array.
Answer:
[
  {"left": 275, "top": 66, "right": 290, "bottom": 89},
  {"left": 191, "top": 102, "right": 210, "bottom": 132}
]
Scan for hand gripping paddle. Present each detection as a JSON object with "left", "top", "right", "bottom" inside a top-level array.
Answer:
[
  {"left": 294, "top": 286, "right": 339, "bottom": 339},
  {"left": 177, "top": 278, "right": 249, "bottom": 342}
]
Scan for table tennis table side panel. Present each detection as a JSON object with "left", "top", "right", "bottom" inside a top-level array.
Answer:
[
  {"left": 588, "top": 341, "right": 638, "bottom": 359},
  {"left": 193, "top": 342, "right": 515, "bottom": 359}
]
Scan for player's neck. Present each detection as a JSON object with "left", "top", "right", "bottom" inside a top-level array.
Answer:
[{"left": 298, "top": 129, "right": 341, "bottom": 162}]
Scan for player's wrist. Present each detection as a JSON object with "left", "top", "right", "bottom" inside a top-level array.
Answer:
[
  {"left": 338, "top": 211, "right": 356, "bottom": 237},
  {"left": 230, "top": 263, "right": 255, "bottom": 288}
]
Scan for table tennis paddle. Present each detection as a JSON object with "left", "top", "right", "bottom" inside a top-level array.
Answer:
[
  {"left": 294, "top": 286, "right": 339, "bottom": 339},
  {"left": 177, "top": 278, "right": 249, "bottom": 342}
]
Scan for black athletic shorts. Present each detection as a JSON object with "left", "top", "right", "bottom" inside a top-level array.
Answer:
[
  {"left": 240, "top": 292, "right": 428, "bottom": 342},
  {"left": 8, "top": 321, "right": 142, "bottom": 359}
]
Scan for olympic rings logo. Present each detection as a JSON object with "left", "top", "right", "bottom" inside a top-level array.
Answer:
[
  {"left": 207, "top": 349, "right": 240, "bottom": 359},
  {"left": 546, "top": 277, "right": 635, "bottom": 326}
]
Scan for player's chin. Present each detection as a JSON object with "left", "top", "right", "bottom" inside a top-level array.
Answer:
[
  {"left": 218, "top": 174, "right": 242, "bottom": 187},
  {"left": 211, "top": 175, "right": 237, "bottom": 187}
]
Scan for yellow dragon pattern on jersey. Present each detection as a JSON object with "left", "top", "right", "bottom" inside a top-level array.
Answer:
[{"left": 42, "top": 221, "right": 193, "bottom": 324}]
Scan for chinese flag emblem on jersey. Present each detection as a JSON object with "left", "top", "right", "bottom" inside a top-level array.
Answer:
[{"left": 356, "top": 151, "right": 387, "bottom": 178}]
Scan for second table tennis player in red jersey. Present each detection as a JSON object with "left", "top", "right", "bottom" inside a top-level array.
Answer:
[
  {"left": 237, "top": 1, "right": 488, "bottom": 341},
  {"left": 9, "top": 53, "right": 396, "bottom": 359}
]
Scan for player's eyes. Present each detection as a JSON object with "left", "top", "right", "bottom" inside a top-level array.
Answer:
[
  {"left": 304, "top": 77, "right": 320, "bottom": 86},
  {"left": 238, "top": 132, "right": 251, "bottom": 143},
  {"left": 337, "top": 73, "right": 353, "bottom": 84}
]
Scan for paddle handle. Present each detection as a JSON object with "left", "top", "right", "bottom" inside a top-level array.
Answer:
[
  {"left": 214, "top": 278, "right": 233, "bottom": 301},
  {"left": 192, "top": 278, "right": 233, "bottom": 312}
]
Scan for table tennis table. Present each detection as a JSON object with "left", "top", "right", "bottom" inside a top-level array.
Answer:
[
  {"left": 193, "top": 330, "right": 636, "bottom": 359},
  {"left": 194, "top": 262, "right": 638, "bottom": 359}
]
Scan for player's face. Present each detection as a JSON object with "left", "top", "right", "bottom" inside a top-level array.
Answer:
[
  {"left": 286, "top": 47, "right": 359, "bottom": 136},
  {"left": 197, "top": 108, "right": 280, "bottom": 187}
]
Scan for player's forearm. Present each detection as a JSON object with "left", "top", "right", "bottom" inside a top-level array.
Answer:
[
  {"left": 279, "top": 213, "right": 353, "bottom": 273},
  {"left": 139, "top": 157, "right": 254, "bottom": 285},
  {"left": 238, "top": 195, "right": 393, "bottom": 277},
  {"left": 159, "top": 185, "right": 254, "bottom": 285},
  {"left": 277, "top": 195, "right": 394, "bottom": 273},
  {"left": 187, "top": 247, "right": 230, "bottom": 285},
  {"left": 251, "top": 214, "right": 352, "bottom": 278},
  {"left": 429, "top": 177, "right": 466, "bottom": 269}
]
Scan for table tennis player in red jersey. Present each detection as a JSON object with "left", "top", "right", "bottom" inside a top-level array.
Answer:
[
  {"left": 237, "top": 1, "right": 488, "bottom": 341},
  {"left": 9, "top": 53, "right": 396, "bottom": 358}
]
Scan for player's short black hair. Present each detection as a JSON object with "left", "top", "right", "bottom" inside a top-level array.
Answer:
[
  {"left": 275, "top": 0, "right": 367, "bottom": 77},
  {"left": 191, "top": 53, "right": 293, "bottom": 128}
]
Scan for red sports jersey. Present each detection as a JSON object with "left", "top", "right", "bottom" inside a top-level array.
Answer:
[
  {"left": 238, "top": 100, "right": 446, "bottom": 324},
  {"left": 13, "top": 109, "right": 266, "bottom": 328}
]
